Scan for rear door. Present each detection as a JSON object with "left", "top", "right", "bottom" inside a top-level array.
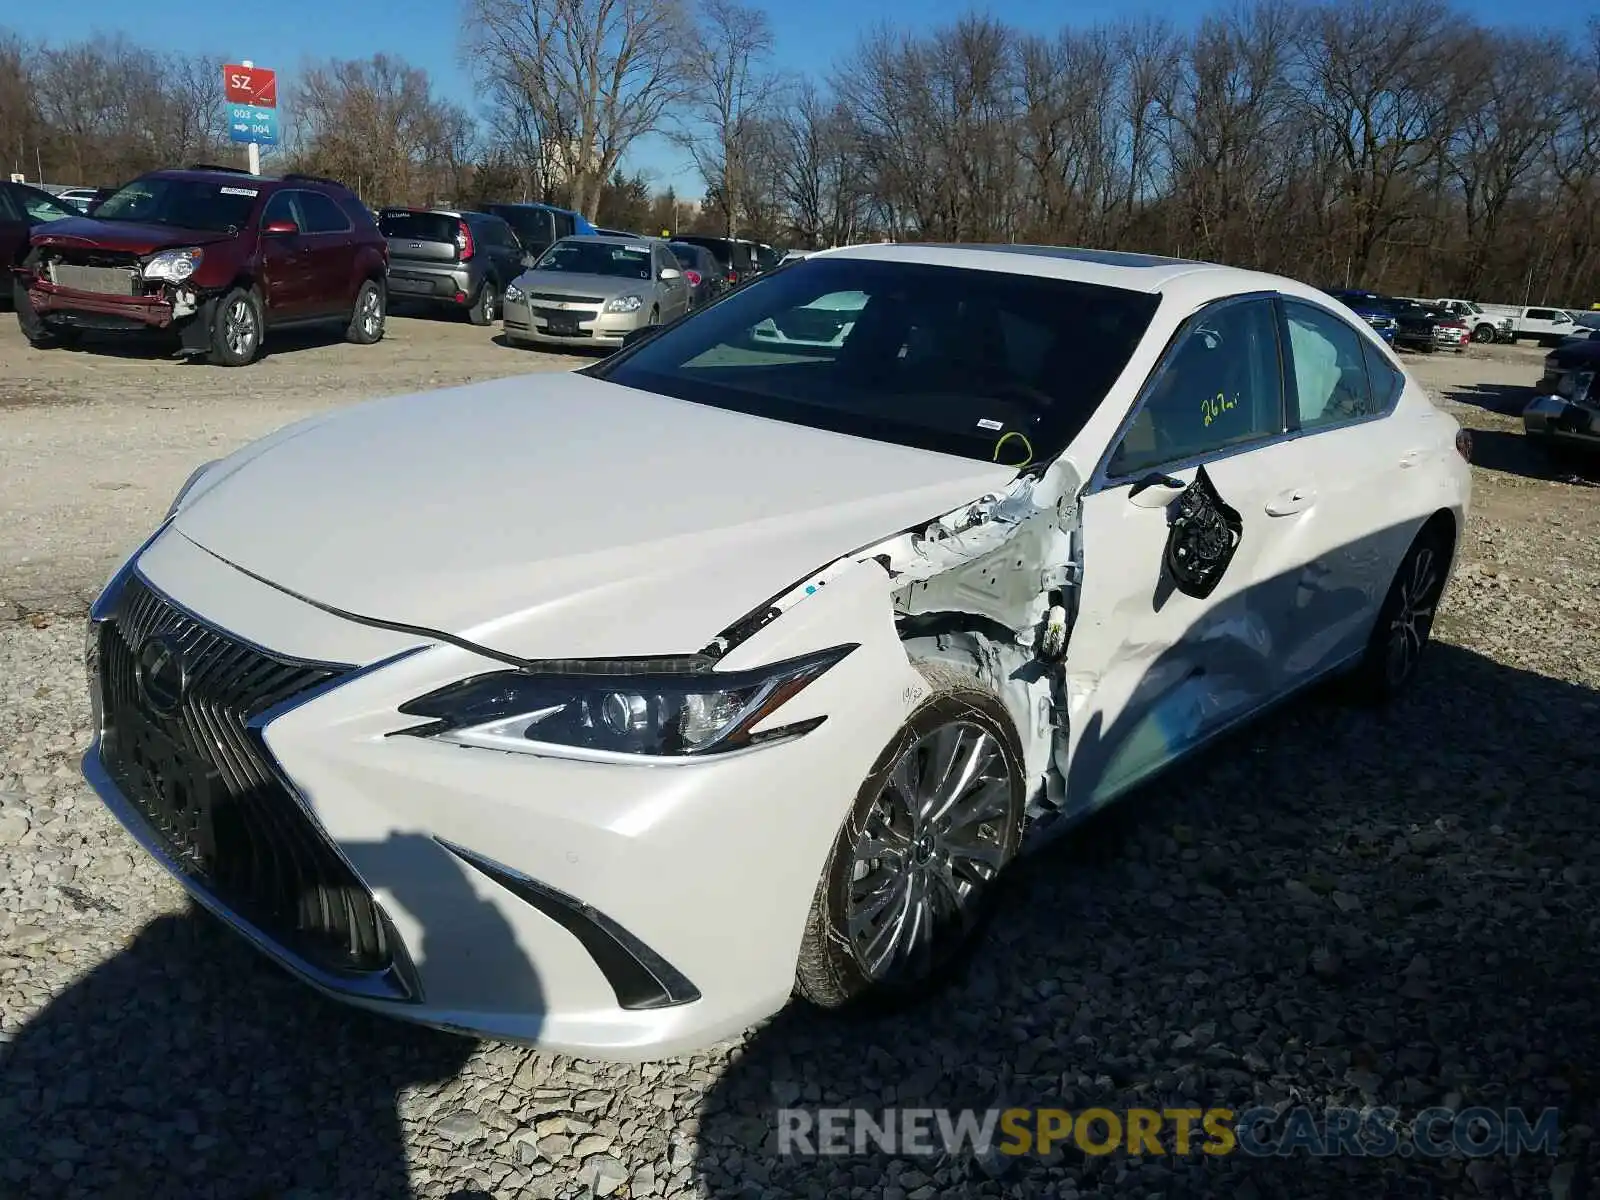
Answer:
[
  {"left": 295, "top": 190, "right": 358, "bottom": 317},
  {"left": 258, "top": 190, "right": 312, "bottom": 320},
  {"left": 652, "top": 243, "right": 691, "bottom": 319},
  {"left": 1064, "top": 295, "right": 1311, "bottom": 813},
  {"left": 477, "top": 216, "right": 522, "bottom": 286}
]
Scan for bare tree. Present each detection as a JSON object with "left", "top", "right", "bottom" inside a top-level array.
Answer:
[
  {"left": 672, "top": 0, "right": 781, "bottom": 239},
  {"left": 463, "top": 0, "right": 692, "bottom": 220}
]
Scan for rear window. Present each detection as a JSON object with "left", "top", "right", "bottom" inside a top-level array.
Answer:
[
  {"left": 378, "top": 211, "right": 459, "bottom": 242},
  {"left": 93, "top": 177, "right": 261, "bottom": 232},
  {"left": 591, "top": 257, "right": 1161, "bottom": 465},
  {"left": 532, "top": 239, "right": 652, "bottom": 279},
  {"left": 680, "top": 238, "right": 733, "bottom": 267}
]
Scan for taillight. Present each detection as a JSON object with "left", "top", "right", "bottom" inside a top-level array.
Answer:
[
  {"left": 727, "top": 270, "right": 738, "bottom": 284},
  {"left": 456, "top": 220, "right": 475, "bottom": 261},
  {"left": 684, "top": 269, "right": 702, "bottom": 287},
  {"left": 1455, "top": 429, "right": 1473, "bottom": 461}
]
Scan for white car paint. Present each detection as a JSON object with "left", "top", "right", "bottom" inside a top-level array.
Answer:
[{"left": 83, "top": 244, "right": 1471, "bottom": 1060}]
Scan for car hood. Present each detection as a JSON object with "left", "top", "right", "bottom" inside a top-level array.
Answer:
[
  {"left": 514, "top": 271, "right": 651, "bottom": 299},
  {"left": 32, "top": 218, "right": 236, "bottom": 255},
  {"left": 169, "top": 372, "right": 1017, "bottom": 661}
]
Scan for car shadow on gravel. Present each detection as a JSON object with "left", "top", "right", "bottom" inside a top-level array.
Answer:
[
  {"left": 1442, "top": 382, "right": 1535, "bottom": 417},
  {"left": 692, "top": 642, "right": 1598, "bottom": 1197},
  {"left": 46, "top": 324, "right": 352, "bottom": 365},
  {"left": 0, "top": 830, "right": 525, "bottom": 1200},
  {"left": 1464, "top": 429, "right": 1600, "bottom": 486}
]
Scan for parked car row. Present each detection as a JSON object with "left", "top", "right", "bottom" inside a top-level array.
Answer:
[{"left": 1325, "top": 290, "right": 1468, "bottom": 353}]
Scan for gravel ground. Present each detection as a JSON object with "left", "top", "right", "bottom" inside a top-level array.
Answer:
[{"left": 0, "top": 331, "right": 1596, "bottom": 1199}]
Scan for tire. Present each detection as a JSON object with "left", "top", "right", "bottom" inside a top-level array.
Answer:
[
  {"left": 1472, "top": 323, "right": 1497, "bottom": 344},
  {"left": 794, "top": 661, "right": 1027, "bottom": 1012},
  {"left": 1345, "top": 521, "right": 1452, "bottom": 704},
  {"left": 345, "top": 278, "right": 385, "bottom": 345},
  {"left": 468, "top": 280, "right": 499, "bottom": 326},
  {"left": 13, "top": 263, "right": 59, "bottom": 348},
  {"left": 208, "top": 287, "right": 263, "bottom": 366}
]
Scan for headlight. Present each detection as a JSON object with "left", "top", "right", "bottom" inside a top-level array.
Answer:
[
  {"left": 165, "top": 458, "right": 220, "bottom": 518},
  {"left": 605, "top": 294, "right": 644, "bottom": 313},
  {"left": 396, "top": 645, "right": 855, "bottom": 761},
  {"left": 504, "top": 282, "right": 524, "bottom": 303},
  {"left": 143, "top": 247, "right": 205, "bottom": 283}
]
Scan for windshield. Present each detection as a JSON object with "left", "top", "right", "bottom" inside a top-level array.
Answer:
[
  {"left": 590, "top": 257, "right": 1161, "bottom": 465},
  {"left": 533, "top": 239, "right": 652, "bottom": 279},
  {"left": 93, "top": 177, "right": 260, "bottom": 232},
  {"left": 18, "top": 187, "right": 77, "bottom": 223}
]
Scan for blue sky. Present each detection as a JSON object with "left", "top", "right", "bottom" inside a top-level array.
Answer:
[{"left": 5, "top": 0, "right": 1585, "bottom": 196}]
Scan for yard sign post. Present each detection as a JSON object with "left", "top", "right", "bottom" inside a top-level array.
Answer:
[{"left": 224, "top": 61, "right": 279, "bottom": 176}]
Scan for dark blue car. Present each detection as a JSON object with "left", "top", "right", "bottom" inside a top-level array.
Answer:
[{"left": 1325, "top": 289, "right": 1397, "bottom": 345}]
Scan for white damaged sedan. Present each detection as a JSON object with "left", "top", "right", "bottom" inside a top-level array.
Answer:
[{"left": 83, "top": 244, "right": 1472, "bottom": 1059}]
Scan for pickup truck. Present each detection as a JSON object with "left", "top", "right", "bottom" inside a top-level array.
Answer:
[
  {"left": 1508, "top": 306, "right": 1582, "bottom": 347},
  {"left": 1430, "top": 298, "right": 1514, "bottom": 344}
]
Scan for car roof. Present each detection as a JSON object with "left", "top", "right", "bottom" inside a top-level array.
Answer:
[
  {"left": 556, "top": 234, "right": 655, "bottom": 247},
  {"left": 808, "top": 242, "right": 1339, "bottom": 308}
]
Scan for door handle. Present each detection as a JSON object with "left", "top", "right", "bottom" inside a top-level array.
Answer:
[{"left": 1265, "top": 486, "right": 1315, "bottom": 516}]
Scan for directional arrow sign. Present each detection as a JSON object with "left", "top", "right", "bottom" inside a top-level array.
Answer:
[
  {"left": 228, "top": 104, "right": 279, "bottom": 146},
  {"left": 223, "top": 64, "right": 277, "bottom": 109}
]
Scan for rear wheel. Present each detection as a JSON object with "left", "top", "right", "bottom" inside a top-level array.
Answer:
[
  {"left": 208, "top": 287, "right": 263, "bottom": 366},
  {"left": 345, "top": 279, "right": 385, "bottom": 344},
  {"left": 794, "top": 662, "right": 1026, "bottom": 1011},
  {"left": 1346, "top": 521, "right": 1451, "bottom": 704},
  {"left": 468, "top": 280, "right": 499, "bottom": 326}
]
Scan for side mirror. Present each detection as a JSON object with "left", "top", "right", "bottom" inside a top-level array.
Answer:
[
  {"left": 263, "top": 220, "right": 299, "bottom": 236},
  {"left": 659, "top": 267, "right": 681, "bottom": 281},
  {"left": 1127, "top": 471, "right": 1188, "bottom": 509}
]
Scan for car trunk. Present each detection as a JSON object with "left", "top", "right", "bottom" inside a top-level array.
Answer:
[{"left": 379, "top": 211, "right": 462, "bottom": 265}]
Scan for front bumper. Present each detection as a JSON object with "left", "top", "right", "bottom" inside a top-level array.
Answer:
[
  {"left": 503, "top": 295, "right": 648, "bottom": 348},
  {"left": 25, "top": 279, "right": 186, "bottom": 330},
  {"left": 80, "top": 527, "right": 901, "bottom": 1058}
]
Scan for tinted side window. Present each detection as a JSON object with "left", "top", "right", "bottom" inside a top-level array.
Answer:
[
  {"left": 1361, "top": 337, "right": 1404, "bottom": 411},
  {"left": 298, "top": 191, "right": 351, "bottom": 234},
  {"left": 1108, "top": 299, "right": 1284, "bottom": 477},
  {"left": 553, "top": 211, "right": 576, "bottom": 238},
  {"left": 338, "top": 196, "right": 380, "bottom": 233},
  {"left": 1527, "top": 308, "right": 1557, "bottom": 321},
  {"left": 260, "top": 190, "right": 301, "bottom": 228},
  {"left": 0, "top": 187, "right": 19, "bottom": 222},
  {"left": 1283, "top": 300, "right": 1375, "bottom": 428}
]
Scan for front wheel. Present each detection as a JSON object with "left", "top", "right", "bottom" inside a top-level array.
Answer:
[
  {"left": 1346, "top": 522, "right": 1452, "bottom": 704},
  {"left": 468, "top": 281, "right": 499, "bottom": 326},
  {"left": 794, "top": 662, "right": 1026, "bottom": 1011},
  {"left": 1472, "top": 323, "right": 1497, "bottom": 344},
  {"left": 208, "top": 287, "right": 263, "bottom": 366}
]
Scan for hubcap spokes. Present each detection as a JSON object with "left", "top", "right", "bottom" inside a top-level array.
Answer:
[
  {"left": 845, "top": 722, "right": 1014, "bottom": 983},
  {"left": 224, "top": 300, "right": 255, "bottom": 357},
  {"left": 362, "top": 291, "right": 381, "bottom": 337},
  {"left": 1386, "top": 546, "right": 1439, "bottom": 686}
]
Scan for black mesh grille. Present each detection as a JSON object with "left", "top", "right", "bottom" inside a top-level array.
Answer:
[{"left": 96, "top": 574, "right": 394, "bottom": 976}]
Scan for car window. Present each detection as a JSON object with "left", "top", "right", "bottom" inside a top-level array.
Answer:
[
  {"left": 1282, "top": 301, "right": 1376, "bottom": 428},
  {"left": 1361, "top": 337, "right": 1404, "bottom": 411},
  {"left": 260, "top": 190, "right": 303, "bottom": 229},
  {"left": 533, "top": 239, "right": 652, "bottom": 279},
  {"left": 297, "top": 191, "right": 351, "bottom": 234},
  {"left": 95, "top": 176, "right": 261, "bottom": 232},
  {"left": 1108, "top": 298, "right": 1284, "bottom": 478},
  {"left": 496, "top": 207, "right": 554, "bottom": 251},
  {"left": 16, "top": 186, "right": 76, "bottom": 223},
  {"left": 0, "top": 187, "right": 18, "bottom": 222},
  {"left": 594, "top": 257, "right": 1160, "bottom": 466},
  {"left": 1528, "top": 308, "right": 1556, "bottom": 321},
  {"left": 553, "top": 211, "right": 576, "bottom": 238}
]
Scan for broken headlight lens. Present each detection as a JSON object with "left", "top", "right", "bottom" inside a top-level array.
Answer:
[
  {"left": 143, "top": 247, "right": 205, "bottom": 283},
  {"left": 397, "top": 644, "right": 855, "bottom": 760}
]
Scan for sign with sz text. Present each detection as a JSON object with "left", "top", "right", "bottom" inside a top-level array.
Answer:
[
  {"left": 228, "top": 104, "right": 279, "bottom": 146},
  {"left": 223, "top": 64, "right": 277, "bottom": 108}
]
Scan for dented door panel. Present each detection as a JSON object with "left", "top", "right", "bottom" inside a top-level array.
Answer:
[{"left": 1062, "top": 446, "right": 1305, "bottom": 814}]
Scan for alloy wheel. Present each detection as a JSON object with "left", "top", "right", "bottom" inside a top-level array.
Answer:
[
  {"left": 224, "top": 299, "right": 257, "bottom": 358},
  {"left": 1385, "top": 543, "right": 1441, "bottom": 688},
  {"left": 361, "top": 288, "right": 382, "bottom": 338},
  {"left": 843, "top": 721, "right": 1016, "bottom": 985}
]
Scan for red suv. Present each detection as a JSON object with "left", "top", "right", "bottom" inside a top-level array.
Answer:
[{"left": 12, "top": 165, "right": 389, "bottom": 366}]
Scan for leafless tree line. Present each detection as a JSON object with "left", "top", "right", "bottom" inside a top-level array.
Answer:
[{"left": 5, "top": 1, "right": 1599, "bottom": 304}]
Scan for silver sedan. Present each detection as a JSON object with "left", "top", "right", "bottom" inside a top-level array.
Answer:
[{"left": 503, "top": 236, "right": 692, "bottom": 350}]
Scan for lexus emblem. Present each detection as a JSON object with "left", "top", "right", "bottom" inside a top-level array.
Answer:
[{"left": 136, "top": 632, "right": 188, "bottom": 716}]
